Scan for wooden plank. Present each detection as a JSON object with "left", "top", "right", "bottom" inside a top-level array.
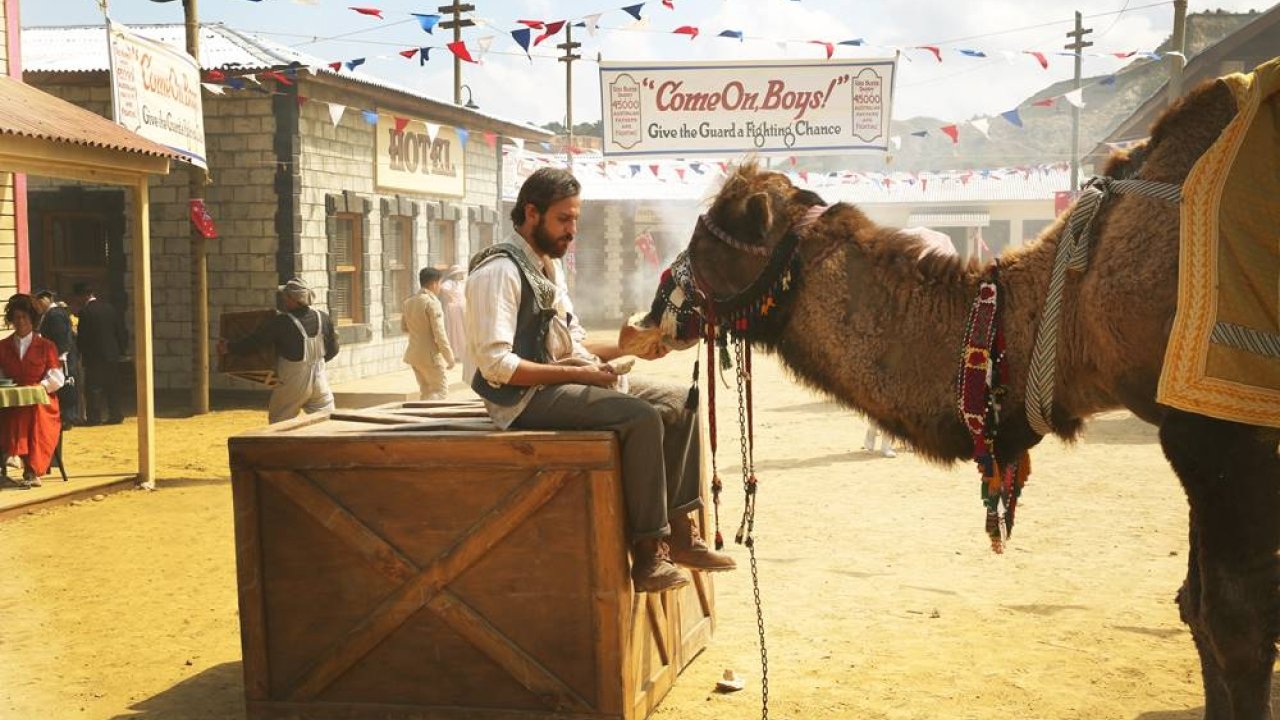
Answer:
[
  {"left": 588, "top": 466, "right": 628, "bottom": 717},
  {"left": 229, "top": 436, "right": 615, "bottom": 471},
  {"left": 284, "top": 469, "right": 572, "bottom": 701},
  {"left": 132, "top": 178, "right": 155, "bottom": 488},
  {"left": 258, "top": 470, "right": 419, "bottom": 584},
  {"left": 645, "top": 593, "right": 672, "bottom": 668},
  {"left": 231, "top": 470, "right": 272, "bottom": 701},
  {"left": 247, "top": 699, "right": 617, "bottom": 720},
  {"left": 429, "top": 589, "right": 593, "bottom": 713}
]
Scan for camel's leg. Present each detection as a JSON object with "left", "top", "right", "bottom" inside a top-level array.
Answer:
[{"left": 1161, "top": 410, "right": 1280, "bottom": 720}]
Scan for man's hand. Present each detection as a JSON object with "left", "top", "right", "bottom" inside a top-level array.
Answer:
[
  {"left": 618, "top": 322, "right": 669, "bottom": 360},
  {"left": 576, "top": 363, "right": 618, "bottom": 387}
]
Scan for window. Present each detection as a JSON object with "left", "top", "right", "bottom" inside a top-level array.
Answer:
[
  {"left": 474, "top": 222, "right": 495, "bottom": 252},
  {"left": 432, "top": 219, "right": 457, "bottom": 268},
  {"left": 385, "top": 215, "right": 413, "bottom": 322},
  {"left": 331, "top": 213, "right": 364, "bottom": 323}
]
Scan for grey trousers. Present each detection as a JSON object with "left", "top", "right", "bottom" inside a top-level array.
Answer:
[{"left": 512, "top": 377, "right": 701, "bottom": 541}]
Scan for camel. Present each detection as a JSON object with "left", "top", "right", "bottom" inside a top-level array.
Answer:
[{"left": 637, "top": 77, "right": 1280, "bottom": 720}]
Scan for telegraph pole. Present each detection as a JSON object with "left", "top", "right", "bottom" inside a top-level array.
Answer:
[
  {"left": 438, "top": 1, "right": 474, "bottom": 105},
  {"left": 1064, "top": 11, "right": 1093, "bottom": 192},
  {"left": 557, "top": 23, "right": 581, "bottom": 166},
  {"left": 1167, "top": 0, "right": 1188, "bottom": 106},
  {"left": 184, "top": 0, "right": 211, "bottom": 414}
]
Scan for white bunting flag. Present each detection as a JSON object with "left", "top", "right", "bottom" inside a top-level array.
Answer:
[
  {"left": 1062, "top": 88, "right": 1085, "bottom": 108},
  {"left": 327, "top": 102, "right": 345, "bottom": 128},
  {"left": 890, "top": 135, "right": 901, "bottom": 150},
  {"left": 970, "top": 117, "right": 991, "bottom": 139},
  {"left": 425, "top": 122, "right": 440, "bottom": 145},
  {"left": 583, "top": 13, "right": 603, "bottom": 36},
  {"left": 201, "top": 82, "right": 226, "bottom": 95}
]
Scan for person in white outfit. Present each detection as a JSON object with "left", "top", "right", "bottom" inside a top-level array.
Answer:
[
  {"left": 402, "top": 267, "right": 455, "bottom": 400},
  {"left": 863, "top": 424, "right": 897, "bottom": 458},
  {"left": 218, "top": 277, "right": 339, "bottom": 424}
]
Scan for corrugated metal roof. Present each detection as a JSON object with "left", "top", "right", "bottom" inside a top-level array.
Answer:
[
  {"left": 0, "top": 74, "right": 177, "bottom": 160},
  {"left": 22, "top": 23, "right": 552, "bottom": 140}
]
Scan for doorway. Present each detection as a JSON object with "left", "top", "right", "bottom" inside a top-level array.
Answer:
[{"left": 28, "top": 187, "right": 127, "bottom": 310}]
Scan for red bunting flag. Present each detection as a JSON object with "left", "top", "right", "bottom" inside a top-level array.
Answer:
[
  {"left": 673, "top": 25, "right": 699, "bottom": 40},
  {"left": 1024, "top": 51, "right": 1048, "bottom": 69},
  {"left": 1112, "top": 51, "right": 1136, "bottom": 58},
  {"left": 205, "top": 69, "right": 226, "bottom": 82},
  {"left": 261, "top": 70, "right": 292, "bottom": 86},
  {"left": 798, "top": 171, "right": 809, "bottom": 183},
  {"left": 349, "top": 6, "right": 383, "bottom": 19},
  {"left": 447, "top": 41, "right": 477, "bottom": 63},
  {"left": 810, "top": 40, "right": 834, "bottom": 59},
  {"left": 295, "top": 95, "right": 309, "bottom": 108},
  {"left": 675, "top": 167, "right": 686, "bottom": 180},
  {"left": 328, "top": 61, "right": 342, "bottom": 71},
  {"left": 941, "top": 124, "right": 959, "bottom": 143},
  {"left": 918, "top": 45, "right": 941, "bottom": 62},
  {"left": 663, "top": 0, "right": 675, "bottom": 8},
  {"left": 649, "top": 164, "right": 661, "bottom": 178},
  {"left": 399, "top": 48, "right": 419, "bottom": 59},
  {"left": 1032, "top": 97, "right": 1054, "bottom": 107},
  {"left": 516, "top": 19, "right": 545, "bottom": 29},
  {"left": 536, "top": 20, "right": 566, "bottom": 45},
  {"left": 394, "top": 117, "right": 411, "bottom": 132},
  {"left": 483, "top": 131, "right": 497, "bottom": 148}
]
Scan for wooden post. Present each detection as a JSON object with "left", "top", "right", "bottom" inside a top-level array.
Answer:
[
  {"left": 184, "top": 0, "right": 210, "bottom": 414},
  {"left": 1167, "top": 0, "right": 1188, "bottom": 106},
  {"left": 558, "top": 24, "right": 581, "bottom": 167},
  {"left": 133, "top": 177, "right": 155, "bottom": 488},
  {"left": 1064, "top": 12, "right": 1093, "bottom": 193}
]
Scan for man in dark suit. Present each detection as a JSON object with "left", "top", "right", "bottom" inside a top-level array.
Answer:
[
  {"left": 72, "top": 282, "right": 126, "bottom": 425},
  {"left": 34, "top": 289, "right": 82, "bottom": 429}
]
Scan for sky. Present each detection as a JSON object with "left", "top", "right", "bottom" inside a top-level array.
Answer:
[{"left": 22, "top": 0, "right": 1277, "bottom": 129}]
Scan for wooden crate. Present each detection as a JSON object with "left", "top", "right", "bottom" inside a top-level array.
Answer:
[
  {"left": 229, "top": 400, "right": 715, "bottom": 720},
  {"left": 219, "top": 309, "right": 279, "bottom": 386}
]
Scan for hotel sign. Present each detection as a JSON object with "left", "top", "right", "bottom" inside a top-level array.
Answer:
[
  {"left": 107, "top": 22, "right": 206, "bottom": 169},
  {"left": 375, "top": 115, "right": 465, "bottom": 197},
  {"left": 600, "top": 58, "right": 897, "bottom": 157}
]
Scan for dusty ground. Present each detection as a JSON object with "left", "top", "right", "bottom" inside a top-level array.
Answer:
[{"left": 0, "top": 347, "right": 1238, "bottom": 720}]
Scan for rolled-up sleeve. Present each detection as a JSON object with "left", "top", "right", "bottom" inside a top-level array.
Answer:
[{"left": 465, "top": 258, "right": 523, "bottom": 385}]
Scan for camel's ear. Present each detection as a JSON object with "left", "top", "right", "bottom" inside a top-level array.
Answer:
[{"left": 745, "top": 192, "right": 773, "bottom": 234}]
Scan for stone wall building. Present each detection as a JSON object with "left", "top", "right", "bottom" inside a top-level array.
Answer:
[{"left": 24, "top": 23, "right": 550, "bottom": 390}]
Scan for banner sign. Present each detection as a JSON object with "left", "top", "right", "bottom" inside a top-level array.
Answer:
[
  {"left": 375, "top": 115, "right": 466, "bottom": 197},
  {"left": 107, "top": 22, "right": 206, "bottom": 169},
  {"left": 600, "top": 58, "right": 896, "bottom": 157}
]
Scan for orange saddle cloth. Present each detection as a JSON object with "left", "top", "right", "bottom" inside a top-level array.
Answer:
[{"left": 1158, "top": 56, "right": 1280, "bottom": 428}]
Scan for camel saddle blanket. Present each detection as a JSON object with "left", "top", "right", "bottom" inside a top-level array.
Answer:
[{"left": 1158, "top": 56, "right": 1280, "bottom": 428}]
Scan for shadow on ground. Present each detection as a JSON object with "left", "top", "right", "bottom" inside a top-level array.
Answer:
[
  {"left": 1078, "top": 411, "right": 1160, "bottom": 446},
  {"left": 110, "top": 661, "right": 244, "bottom": 720},
  {"left": 1133, "top": 671, "right": 1280, "bottom": 719}
]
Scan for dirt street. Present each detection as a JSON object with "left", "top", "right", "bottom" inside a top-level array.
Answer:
[{"left": 0, "top": 348, "right": 1215, "bottom": 720}]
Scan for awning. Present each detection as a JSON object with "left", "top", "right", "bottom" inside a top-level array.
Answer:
[{"left": 907, "top": 211, "right": 989, "bottom": 228}]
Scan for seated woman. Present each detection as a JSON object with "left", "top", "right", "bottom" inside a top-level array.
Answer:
[{"left": 0, "top": 294, "right": 64, "bottom": 488}]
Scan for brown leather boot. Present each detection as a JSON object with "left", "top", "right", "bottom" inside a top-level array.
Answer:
[
  {"left": 668, "top": 512, "right": 737, "bottom": 571},
  {"left": 631, "top": 537, "right": 691, "bottom": 593}
]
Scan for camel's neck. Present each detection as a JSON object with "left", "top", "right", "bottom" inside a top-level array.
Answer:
[{"left": 766, "top": 209, "right": 1062, "bottom": 464}]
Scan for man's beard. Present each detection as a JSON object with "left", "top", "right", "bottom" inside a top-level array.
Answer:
[{"left": 532, "top": 217, "right": 572, "bottom": 259}]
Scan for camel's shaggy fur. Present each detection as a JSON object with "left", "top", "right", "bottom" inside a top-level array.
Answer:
[{"left": 648, "top": 77, "right": 1280, "bottom": 720}]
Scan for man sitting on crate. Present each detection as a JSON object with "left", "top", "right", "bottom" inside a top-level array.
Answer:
[
  {"left": 218, "top": 277, "right": 339, "bottom": 424},
  {"left": 466, "top": 168, "right": 735, "bottom": 593}
]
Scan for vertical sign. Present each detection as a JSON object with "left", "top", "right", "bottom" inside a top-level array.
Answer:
[{"left": 107, "top": 21, "right": 207, "bottom": 169}]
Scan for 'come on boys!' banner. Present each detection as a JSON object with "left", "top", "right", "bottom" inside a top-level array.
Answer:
[{"left": 600, "top": 58, "right": 897, "bottom": 158}]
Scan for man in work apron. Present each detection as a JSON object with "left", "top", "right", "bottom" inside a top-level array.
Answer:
[{"left": 268, "top": 311, "right": 335, "bottom": 424}]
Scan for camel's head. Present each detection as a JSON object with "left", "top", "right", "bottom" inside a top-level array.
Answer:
[{"left": 627, "top": 161, "right": 825, "bottom": 352}]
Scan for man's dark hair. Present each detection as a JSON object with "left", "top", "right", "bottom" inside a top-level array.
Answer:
[
  {"left": 419, "top": 266, "right": 444, "bottom": 287},
  {"left": 34, "top": 289, "right": 55, "bottom": 301},
  {"left": 71, "top": 281, "right": 94, "bottom": 297},
  {"left": 510, "top": 168, "right": 581, "bottom": 228}
]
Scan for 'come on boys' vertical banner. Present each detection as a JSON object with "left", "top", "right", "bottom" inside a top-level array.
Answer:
[{"left": 600, "top": 58, "right": 897, "bottom": 157}]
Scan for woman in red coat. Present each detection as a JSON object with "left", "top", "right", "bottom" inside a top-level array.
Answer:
[{"left": 0, "top": 294, "right": 64, "bottom": 488}]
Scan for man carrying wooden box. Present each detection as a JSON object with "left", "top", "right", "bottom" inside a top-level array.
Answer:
[{"left": 466, "top": 168, "right": 736, "bottom": 593}]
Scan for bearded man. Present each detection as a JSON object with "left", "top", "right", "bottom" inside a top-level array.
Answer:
[{"left": 465, "top": 168, "right": 735, "bottom": 593}]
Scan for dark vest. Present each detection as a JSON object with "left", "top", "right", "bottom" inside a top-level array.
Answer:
[{"left": 469, "top": 243, "right": 557, "bottom": 406}]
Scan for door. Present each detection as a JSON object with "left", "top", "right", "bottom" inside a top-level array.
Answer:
[{"left": 28, "top": 188, "right": 126, "bottom": 310}]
